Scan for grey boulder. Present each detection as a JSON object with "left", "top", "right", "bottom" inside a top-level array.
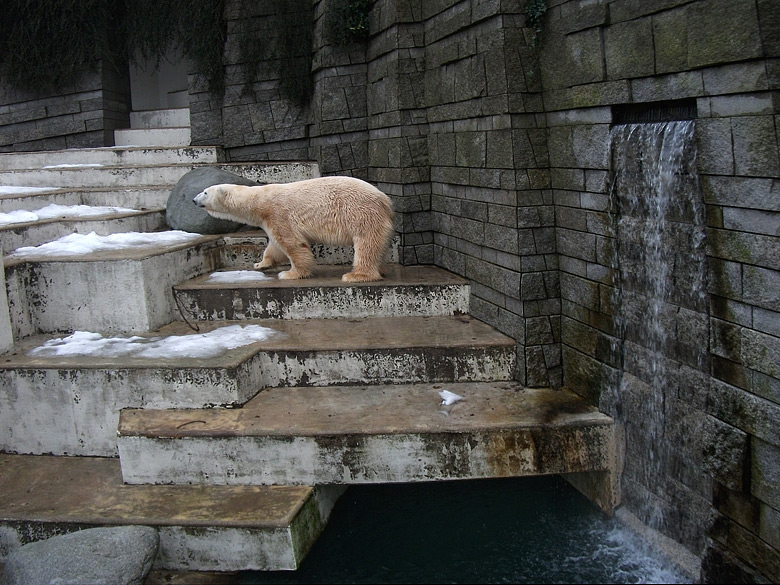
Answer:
[
  {"left": 166, "top": 166, "right": 262, "bottom": 233},
  {"left": 1, "top": 525, "right": 159, "bottom": 585}
]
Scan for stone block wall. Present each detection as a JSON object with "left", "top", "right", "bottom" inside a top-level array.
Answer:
[
  {"left": 187, "top": 4, "right": 780, "bottom": 575},
  {"left": 421, "top": 1, "right": 560, "bottom": 387},
  {"left": 0, "top": 61, "right": 131, "bottom": 152},
  {"left": 541, "top": 0, "right": 780, "bottom": 582}
]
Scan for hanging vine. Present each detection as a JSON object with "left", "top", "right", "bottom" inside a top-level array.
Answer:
[
  {"left": 236, "top": 0, "right": 313, "bottom": 106},
  {"left": 1, "top": 0, "right": 371, "bottom": 103},
  {"left": 0, "top": 0, "right": 113, "bottom": 92},
  {"left": 0, "top": 0, "right": 226, "bottom": 94}
]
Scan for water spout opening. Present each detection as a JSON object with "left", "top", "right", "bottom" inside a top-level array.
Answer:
[{"left": 612, "top": 99, "right": 698, "bottom": 126}]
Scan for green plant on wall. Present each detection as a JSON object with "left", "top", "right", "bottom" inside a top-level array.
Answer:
[
  {"left": 525, "top": 0, "right": 547, "bottom": 43},
  {"left": 325, "top": 0, "right": 370, "bottom": 46}
]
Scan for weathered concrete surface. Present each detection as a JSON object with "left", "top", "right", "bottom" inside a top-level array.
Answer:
[
  {"left": 0, "top": 454, "right": 344, "bottom": 572},
  {"left": 0, "top": 146, "right": 224, "bottom": 171},
  {"left": 0, "top": 246, "right": 11, "bottom": 355},
  {"left": 0, "top": 162, "right": 319, "bottom": 190},
  {"left": 3, "top": 234, "right": 224, "bottom": 338},
  {"left": 117, "top": 381, "right": 617, "bottom": 513},
  {"left": 0, "top": 314, "right": 515, "bottom": 456},
  {"left": 174, "top": 264, "right": 470, "bottom": 320},
  {"left": 0, "top": 186, "right": 175, "bottom": 212}
]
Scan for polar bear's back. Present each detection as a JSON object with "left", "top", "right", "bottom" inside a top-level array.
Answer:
[
  {"left": 270, "top": 176, "right": 394, "bottom": 247},
  {"left": 279, "top": 176, "right": 390, "bottom": 206}
]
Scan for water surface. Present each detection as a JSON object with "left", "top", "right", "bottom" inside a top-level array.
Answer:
[{"left": 243, "top": 475, "right": 691, "bottom": 584}]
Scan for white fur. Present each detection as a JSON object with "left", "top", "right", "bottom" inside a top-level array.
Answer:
[{"left": 194, "top": 176, "right": 395, "bottom": 282}]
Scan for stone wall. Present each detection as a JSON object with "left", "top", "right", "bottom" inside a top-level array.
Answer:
[
  {"left": 540, "top": 0, "right": 780, "bottom": 582},
  {"left": 190, "top": 1, "right": 780, "bottom": 581},
  {"left": 0, "top": 62, "right": 130, "bottom": 152}
]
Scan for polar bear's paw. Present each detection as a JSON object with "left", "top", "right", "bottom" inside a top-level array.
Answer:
[
  {"left": 253, "top": 260, "right": 274, "bottom": 271},
  {"left": 278, "top": 268, "right": 312, "bottom": 280},
  {"left": 342, "top": 270, "right": 382, "bottom": 283}
]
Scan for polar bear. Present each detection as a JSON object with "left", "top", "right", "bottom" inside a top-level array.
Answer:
[{"left": 193, "top": 176, "right": 395, "bottom": 282}]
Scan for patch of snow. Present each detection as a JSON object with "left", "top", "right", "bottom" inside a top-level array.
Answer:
[
  {"left": 8, "top": 230, "right": 203, "bottom": 257},
  {"left": 42, "top": 163, "right": 104, "bottom": 168},
  {"left": 29, "top": 324, "right": 281, "bottom": 359},
  {"left": 0, "top": 204, "right": 138, "bottom": 227},
  {"left": 207, "top": 270, "right": 273, "bottom": 283}
]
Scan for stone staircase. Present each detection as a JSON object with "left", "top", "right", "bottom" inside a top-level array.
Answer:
[
  {"left": 0, "top": 144, "right": 617, "bottom": 578},
  {"left": 114, "top": 107, "right": 192, "bottom": 147}
]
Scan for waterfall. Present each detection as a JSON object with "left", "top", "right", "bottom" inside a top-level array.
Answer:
[{"left": 608, "top": 120, "right": 708, "bottom": 529}]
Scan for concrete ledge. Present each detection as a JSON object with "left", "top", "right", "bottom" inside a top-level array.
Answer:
[
  {"left": 117, "top": 382, "right": 616, "bottom": 487},
  {"left": 174, "top": 263, "right": 467, "bottom": 320},
  {"left": 0, "top": 315, "right": 515, "bottom": 456},
  {"left": 0, "top": 146, "right": 222, "bottom": 171},
  {"left": 0, "top": 208, "right": 167, "bottom": 252},
  {"left": 0, "top": 454, "right": 344, "bottom": 572},
  {"left": 4, "top": 234, "right": 224, "bottom": 338}
]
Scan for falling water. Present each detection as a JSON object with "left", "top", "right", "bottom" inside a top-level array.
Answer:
[{"left": 608, "top": 120, "right": 708, "bottom": 531}]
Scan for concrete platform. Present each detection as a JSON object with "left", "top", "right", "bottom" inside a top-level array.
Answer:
[
  {"left": 0, "top": 146, "right": 222, "bottom": 171},
  {"left": 0, "top": 186, "right": 175, "bottom": 212},
  {"left": 114, "top": 127, "right": 192, "bottom": 147},
  {"left": 0, "top": 453, "right": 345, "bottom": 571},
  {"left": 174, "top": 264, "right": 470, "bottom": 320},
  {"left": 0, "top": 315, "right": 515, "bottom": 456},
  {"left": 117, "top": 381, "right": 616, "bottom": 487},
  {"left": 0, "top": 161, "right": 319, "bottom": 189},
  {"left": 4, "top": 233, "right": 225, "bottom": 337}
]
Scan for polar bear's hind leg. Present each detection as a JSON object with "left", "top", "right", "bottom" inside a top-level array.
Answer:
[{"left": 342, "top": 230, "right": 390, "bottom": 282}]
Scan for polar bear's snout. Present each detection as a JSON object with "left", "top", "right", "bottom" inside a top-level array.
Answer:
[{"left": 193, "top": 191, "right": 207, "bottom": 207}]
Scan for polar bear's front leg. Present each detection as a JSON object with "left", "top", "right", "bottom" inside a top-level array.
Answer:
[
  {"left": 261, "top": 227, "right": 315, "bottom": 279},
  {"left": 254, "top": 240, "right": 287, "bottom": 271}
]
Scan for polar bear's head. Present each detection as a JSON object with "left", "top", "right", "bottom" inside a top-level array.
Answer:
[
  {"left": 192, "top": 184, "right": 226, "bottom": 210},
  {"left": 193, "top": 184, "right": 246, "bottom": 223}
]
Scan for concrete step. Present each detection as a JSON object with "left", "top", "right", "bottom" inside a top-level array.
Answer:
[
  {"left": 0, "top": 316, "right": 516, "bottom": 456},
  {"left": 114, "top": 127, "right": 191, "bottom": 147},
  {"left": 0, "top": 186, "right": 173, "bottom": 212},
  {"left": 0, "top": 207, "right": 167, "bottom": 252},
  {"left": 174, "top": 264, "right": 468, "bottom": 321},
  {"left": 4, "top": 231, "right": 225, "bottom": 338},
  {"left": 0, "top": 146, "right": 222, "bottom": 171},
  {"left": 2, "top": 229, "right": 403, "bottom": 338},
  {"left": 0, "top": 453, "right": 346, "bottom": 571},
  {"left": 117, "top": 381, "right": 616, "bottom": 487},
  {"left": 130, "top": 108, "right": 190, "bottom": 129},
  {"left": 0, "top": 161, "right": 319, "bottom": 189}
]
